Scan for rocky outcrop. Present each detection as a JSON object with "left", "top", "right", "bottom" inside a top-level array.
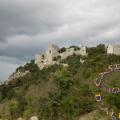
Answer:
[
  {"left": 5, "top": 70, "right": 30, "bottom": 85},
  {"left": 17, "top": 118, "right": 25, "bottom": 120},
  {"left": 29, "top": 116, "right": 38, "bottom": 120},
  {"left": 9, "top": 70, "right": 29, "bottom": 81},
  {"left": 17, "top": 116, "right": 38, "bottom": 120}
]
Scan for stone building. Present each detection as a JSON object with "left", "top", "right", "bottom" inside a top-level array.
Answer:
[
  {"left": 35, "top": 44, "right": 87, "bottom": 69},
  {"left": 35, "top": 54, "right": 43, "bottom": 65},
  {"left": 107, "top": 44, "right": 120, "bottom": 55},
  {"left": 35, "top": 54, "right": 44, "bottom": 69},
  {"left": 44, "top": 44, "right": 59, "bottom": 64}
]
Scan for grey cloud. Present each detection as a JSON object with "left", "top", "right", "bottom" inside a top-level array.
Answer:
[
  {"left": 0, "top": 0, "right": 120, "bottom": 80},
  {"left": 0, "top": 0, "right": 65, "bottom": 43},
  {"left": 0, "top": 62, "right": 19, "bottom": 81},
  {"left": 0, "top": 0, "right": 120, "bottom": 65}
]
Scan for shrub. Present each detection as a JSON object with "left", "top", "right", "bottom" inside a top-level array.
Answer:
[{"left": 59, "top": 47, "right": 66, "bottom": 53}]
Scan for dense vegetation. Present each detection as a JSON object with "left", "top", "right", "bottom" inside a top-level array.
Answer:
[{"left": 0, "top": 44, "right": 120, "bottom": 120}]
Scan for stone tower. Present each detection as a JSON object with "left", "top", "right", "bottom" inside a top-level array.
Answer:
[
  {"left": 80, "top": 45, "right": 87, "bottom": 56},
  {"left": 44, "top": 44, "right": 59, "bottom": 63}
]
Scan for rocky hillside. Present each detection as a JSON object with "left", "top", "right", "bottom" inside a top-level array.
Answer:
[{"left": 0, "top": 44, "right": 120, "bottom": 120}]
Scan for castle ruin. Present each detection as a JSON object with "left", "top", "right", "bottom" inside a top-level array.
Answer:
[
  {"left": 107, "top": 44, "right": 120, "bottom": 55},
  {"left": 35, "top": 44, "right": 87, "bottom": 69}
]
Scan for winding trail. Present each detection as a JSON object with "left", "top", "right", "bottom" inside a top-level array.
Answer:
[{"left": 95, "top": 64, "right": 120, "bottom": 120}]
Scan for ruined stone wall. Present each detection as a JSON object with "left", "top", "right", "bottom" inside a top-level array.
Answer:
[
  {"left": 35, "top": 44, "right": 87, "bottom": 69},
  {"left": 35, "top": 54, "right": 43, "bottom": 65},
  {"left": 113, "top": 45, "right": 120, "bottom": 55},
  {"left": 107, "top": 44, "right": 120, "bottom": 55},
  {"left": 60, "top": 48, "right": 74, "bottom": 59},
  {"left": 60, "top": 46, "right": 87, "bottom": 59},
  {"left": 107, "top": 44, "right": 114, "bottom": 54},
  {"left": 79, "top": 46, "right": 87, "bottom": 56}
]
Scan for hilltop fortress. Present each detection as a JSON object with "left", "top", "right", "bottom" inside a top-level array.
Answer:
[
  {"left": 5, "top": 43, "right": 120, "bottom": 84},
  {"left": 35, "top": 43, "right": 120, "bottom": 69},
  {"left": 35, "top": 44, "right": 87, "bottom": 69}
]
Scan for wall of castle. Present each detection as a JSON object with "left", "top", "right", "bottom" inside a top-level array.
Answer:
[
  {"left": 113, "top": 45, "right": 120, "bottom": 55},
  {"left": 60, "top": 46, "right": 87, "bottom": 59},
  {"left": 35, "top": 44, "right": 87, "bottom": 70},
  {"left": 79, "top": 46, "right": 87, "bottom": 56},
  {"left": 107, "top": 44, "right": 120, "bottom": 55},
  {"left": 44, "top": 47, "right": 52, "bottom": 63},
  {"left": 60, "top": 48, "right": 74, "bottom": 59},
  {"left": 107, "top": 45, "right": 113, "bottom": 54},
  {"left": 35, "top": 54, "right": 43, "bottom": 65}
]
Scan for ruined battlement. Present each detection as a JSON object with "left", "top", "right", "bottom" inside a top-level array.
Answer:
[{"left": 35, "top": 44, "right": 87, "bottom": 69}]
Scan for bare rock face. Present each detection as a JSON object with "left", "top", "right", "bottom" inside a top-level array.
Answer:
[
  {"left": 0, "top": 119, "right": 8, "bottom": 120},
  {"left": 29, "top": 116, "right": 38, "bottom": 120},
  {"left": 17, "top": 118, "right": 25, "bottom": 120},
  {"left": 17, "top": 116, "right": 38, "bottom": 120},
  {"left": 8, "top": 70, "right": 29, "bottom": 81},
  {"left": 4, "top": 70, "right": 30, "bottom": 85},
  {"left": 80, "top": 58, "right": 85, "bottom": 64}
]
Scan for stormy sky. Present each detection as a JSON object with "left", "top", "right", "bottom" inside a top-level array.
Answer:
[{"left": 0, "top": 0, "right": 120, "bottom": 81}]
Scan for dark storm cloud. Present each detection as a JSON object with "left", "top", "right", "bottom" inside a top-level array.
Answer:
[
  {"left": 0, "top": 0, "right": 120, "bottom": 58},
  {"left": 0, "top": 0, "right": 63, "bottom": 42},
  {"left": 0, "top": 0, "right": 120, "bottom": 80}
]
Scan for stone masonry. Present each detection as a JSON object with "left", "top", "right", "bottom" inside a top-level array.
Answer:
[
  {"left": 35, "top": 44, "right": 87, "bottom": 69},
  {"left": 107, "top": 44, "right": 120, "bottom": 55}
]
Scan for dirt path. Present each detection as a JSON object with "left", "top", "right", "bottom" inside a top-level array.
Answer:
[{"left": 78, "top": 111, "right": 111, "bottom": 120}]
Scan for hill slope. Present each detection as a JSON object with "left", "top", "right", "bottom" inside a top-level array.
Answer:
[{"left": 0, "top": 44, "right": 120, "bottom": 120}]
